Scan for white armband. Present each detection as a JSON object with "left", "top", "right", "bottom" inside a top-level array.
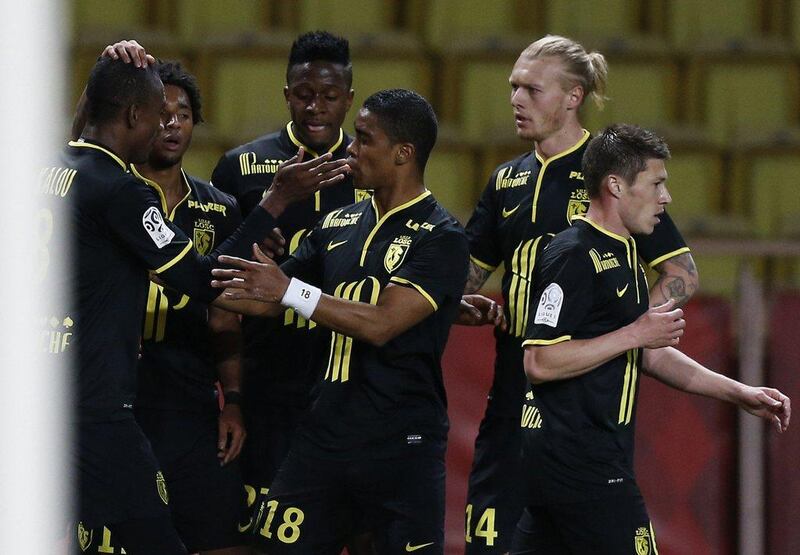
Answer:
[{"left": 280, "top": 277, "right": 322, "bottom": 320}]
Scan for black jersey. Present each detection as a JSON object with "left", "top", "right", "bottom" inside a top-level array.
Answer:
[
  {"left": 40, "top": 140, "right": 276, "bottom": 423},
  {"left": 131, "top": 166, "right": 242, "bottom": 413},
  {"left": 211, "top": 123, "right": 368, "bottom": 407},
  {"left": 520, "top": 217, "right": 650, "bottom": 504},
  {"left": 280, "top": 191, "right": 469, "bottom": 460},
  {"left": 465, "top": 131, "right": 689, "bottom": 416}
]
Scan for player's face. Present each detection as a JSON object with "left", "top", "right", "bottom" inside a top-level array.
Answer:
[
  {"left": 509, "top": 56, "right": 576, "bottom": 143},
  {"left": 130, "top": 82, "right": 166, "bottom": 165},
  {"left": 285, "top": 61, "right": 353, "bottom": 153},
  {"left": 149, "top": 84, "right": 194, "bottom": 169},
  {"left": 346, "top": 108, "right": 396, "bottom": 189},
  {"left": 619, "top": 158, "right": 671, "bottom": 235}
]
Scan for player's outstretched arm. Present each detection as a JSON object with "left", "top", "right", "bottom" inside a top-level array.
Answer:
[
  {"left": 524, "top": 299, "right": 685, "bottom": 384},
  {"left": 643, "top": 346, "right": 790, "bottom": 433},
  {"left": 211, "top": 245, "right": 436, "bottom": 346},
  {"left": 649, "top": 252, "right": 699, "bottom": 308}
]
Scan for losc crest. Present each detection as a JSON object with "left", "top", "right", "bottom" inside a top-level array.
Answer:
[
  {"left": 384, "top": 235, "right": 412, "bottom": 273},
  {"left": 193, "top": 219, "right": 215, "bottom": 255},
  {"left": 634, "top": 526, "right": 652, "bottom": 555},
  {"left": 77, "top": 521, "right": 93, "bottom": 552}
]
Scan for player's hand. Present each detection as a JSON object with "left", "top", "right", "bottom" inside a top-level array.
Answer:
[
  {"left": 628, "top": 299, "right": 684, "bottom": 348},
  {"left": 737, "top": 386, "right": 791, "bottom": 433},
  {"left": 259, "top": 148, "right": 350, "bottom": 217},
  {"left": 457, "top": 295, "right": 507, "bottom": 331},
  {"left": 217, "top": 401, "right": 246, "bottom": 466},
  {"left": 212, "top": 244, "right": 290, "bottom": 303},
  {"left": 101, "top": 39, "right": 155, "bottom": 68},
  {"left": 259, "top": 227, "right": 286, "bottom": 259}
]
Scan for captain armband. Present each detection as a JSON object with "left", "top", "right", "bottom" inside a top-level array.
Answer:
[{"left": 280, "top": 277, "right": 322, "bottom": 320}]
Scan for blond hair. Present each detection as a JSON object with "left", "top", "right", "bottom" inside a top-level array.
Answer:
[{"left": 521, "top": 35, "right": 609, "bottom": 109}]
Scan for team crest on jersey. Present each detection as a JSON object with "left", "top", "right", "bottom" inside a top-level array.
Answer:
[
  {"left": 142, "top": 206, "right": 175, "bottom": 249},
  {"left": 384, "top": 235, "right": 412, "bottom": 273},
  {"left": 567, "top": 188, "right": 589, "bottom": 223},
  {"left": 634, "top": 527, "right": 652, "bottom": 555},
  {"left": 354, "top": 188, "right": 372, "bottom": 202},
  {"left": 193, "top": 218, "right": 215, "bottom": 255},
  {"left": 156, "top": 471, "right": 169, "bottom": 505},
  {"left": 77, "top": 521, "right": 93, "bottom": 552}
]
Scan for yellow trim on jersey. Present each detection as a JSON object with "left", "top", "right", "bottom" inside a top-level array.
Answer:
[
  {"left": 571, "top": 215, "right": 630, "bottom": 245},
  {"left": 470, "top": 255, "right": 497, "bottom": 272},
  {"left": 153, "top": 241, "right": 193, "bottom": 274},
  {"left": 650, "top": 521, "right": 660, "bottom": 555},
  {"left": 130, "top": 165, "right": 192, "bottom": 221},
  {"left": 286, "top": 122, "right": 344, "bottom": 211},
  {"left": 531, "top": 130, "right": 590, "bottom": 222},
  {"left": 522, "top": 336, "right": 571, "bottom": 346},
  {"left": 359, "top": 190, "right": 432, "bottom": 266},
  {"left": 68, "top": 140, "right": 126, "bottom": 170},
  {"left": 647, "top": 246, "right": 691, "bottom": 269},
  {"left": 617, "top": 349, "right": 639, "bottom": 425},
  {"left": 390, "top": 276, "right": 438, "bottom": 311}
]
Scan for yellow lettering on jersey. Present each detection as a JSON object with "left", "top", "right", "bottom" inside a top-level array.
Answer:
[
  {"left": 322, "top": 209, "right": 362, "bottom": 229},
  {"left": 520, "top": 404, "right": 543, "bottom": 429},
  {"left": 495, "top": 166, "right": 530, "bottom": 190},
  {"left": 618, "top": 349, "right": 639, "bottom": 425},
  {"left": 569, "top": 171, "right": 585, "bottom": 180},
  {"left": 239, "top": 152, "right": 283, "bottom": 176},
  {"left": 589, "top": 249, "right": 621, "bottom": 274},
  {"left": 187, "top": 199, "right": 227, "bottom": 217},
  {"left": 405, "top": 219, "right": 435, "bottom": 232},
  {"left": 39, "top": 166, "right": 77, "bottom": 197},
  {"left": 42, "top": 315, "right": 73, "bottom": 354},
  {"left": 508, "top": 236, "right": 544, "bottom": 337},
  {"left": 325, "top": 277, "right": 380, "bottom": 382}
]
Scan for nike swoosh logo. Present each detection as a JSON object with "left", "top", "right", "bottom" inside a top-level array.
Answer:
[
  {"left": 237, "top": 518, "right": 252, "bottom": 533},
  {"left": 616, "top": 284, "right": 629, "bottom": 298},
  {"left": 406, "top": 542, "right": 434, "bottom": 552},
  {"left": 502, "top": 203, "right": 521, "bottom": 218},
  {"left": 327, "top": 240, "right": 347, "bottom": 251}
]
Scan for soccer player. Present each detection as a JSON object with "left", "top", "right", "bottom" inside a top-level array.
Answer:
[
  {"left": 83, "top": 55, "right": 250, "bottom": 555},
  {"left": 42, "top": 54, "right": 347, "bottom": 554},
  {"left": 460, "top": 35, "right": 700, "bottom": 554},
  {"left": 209, "top": 31, "right": 367, "bottom": 525},
  {"left": 211, "top": 89, "right": 469, "bottom": 554},
  {"left": 514, "top": 123, "right": 790, "bottom": 553}
]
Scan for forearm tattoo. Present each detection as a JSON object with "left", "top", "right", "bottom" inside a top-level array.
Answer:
[
  {"left": 652, "top": 253, "right": 698, "bottom": 308},
  {"left": 464, "top": 261, "right": 492, "bottom": 294}
]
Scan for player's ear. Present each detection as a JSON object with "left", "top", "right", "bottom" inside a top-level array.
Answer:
[
  {"left": 607, "top": 175, "right": 623, "bottom": 198},
  {"left": 566, "top": 85, "right": 584, "bottom": 111},
  {"left": 395, "top": 143, "right": 414, "bottom": 166},
  {"left": 283, "top": 85, "right": 290, "bottom": 105},
  {"left": 345, "top": 88, "right": 354, "bottom": 112},
  {"left": 126, "top": 104, "right": 139, "bottom": 129}
]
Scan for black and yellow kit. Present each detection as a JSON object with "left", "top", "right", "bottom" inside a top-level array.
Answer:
[
  {"left": 514, "top": 216, "right": 658, "bottom": 553},
  {"left": 211, "top": 123, "right": 368, "bottom": 496},
  {"left": 463, "top": 132, "right": 687, "bottom": 552},
  {"left": 40, "top": 140, "right": 276, "bottom": 530},
  {"left": 251, "top": 191, "right": 469, "bottom": 554}
]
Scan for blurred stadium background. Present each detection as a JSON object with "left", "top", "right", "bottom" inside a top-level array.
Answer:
[{"left": 68, "top": 1, "right": 800, "bottom": 553}]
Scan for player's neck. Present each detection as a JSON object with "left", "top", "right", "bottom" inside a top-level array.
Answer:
[
  {"left": 534, "top": 121, "right": 585, "bottom": 160},
  {"left": 137, "top": 162, "right": 188, "bottom": 213},
  {"left": 80, "top": 125, "right": 131, "bottom": 164},
  {"left": 372, "top": 177, "right": 426, "bottom": 218},
  {"left": 585, "top": 203, "right": 630, "bottom": 238}
]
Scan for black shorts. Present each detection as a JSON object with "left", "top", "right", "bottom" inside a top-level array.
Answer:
[
  {"left": 83, "top": 411, "right": 248, "bottom": 553},
  {"left": 75, "top": 418, "right": 171, "bottom": 529},
  {"left": 250, "top": 447, "right": 445, "bottom": 555},
  {"left": 511, "top": 493, "right": 658, "bottom": 555},
  {"left": 239, "top": 402, "right": 308, "bottom": 531},
  {"left": 465, "top": 414, "right": 525, "bottom": 554}
]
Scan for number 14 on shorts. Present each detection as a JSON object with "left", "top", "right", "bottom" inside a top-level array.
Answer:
[{"left": 465, "top": 504, "right": 498, "bottom": 546}]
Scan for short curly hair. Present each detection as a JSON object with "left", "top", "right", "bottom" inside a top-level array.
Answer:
[{"left": 157, "top": 60, "right": 203, "bottom": 124}]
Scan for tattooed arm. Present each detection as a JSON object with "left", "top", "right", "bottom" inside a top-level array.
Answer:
[
  {"left": 649, "top": 252, "right": 699, "bottom": 308},
  {"left": 464, "top": 260, "right": 493, "bottom": 294}
]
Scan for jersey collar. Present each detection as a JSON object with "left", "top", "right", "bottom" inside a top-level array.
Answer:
[
  {"left": 130, "top": 165, "right": 193, "bottom": 221},
  {"left": 285, "top": 121, "right": 344, "bottom": 158},
  {"left": 572, "top": 215, "right": 631, "bottom": 245},
  {"left": 533, "top": 129, "right": 591, "bottom": 166},
  {"left": 359, "top": 190, "right": 432, "bottom": 267},
  {"left": 68, "top": 139, "right": 127, "bottom": 171}
]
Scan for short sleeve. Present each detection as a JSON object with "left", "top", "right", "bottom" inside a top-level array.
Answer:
[
  {"left": 389, "top": 228, "right": 470, "bottom": 311},
  {"left": 634, "top": 211, "right": 690, "bottom": 268},
  {"left": 465, "top": 176, "right": 501, "bottom": 272},
  {"left": 523, "top": 242, "right": 594, "bottom": 346}
]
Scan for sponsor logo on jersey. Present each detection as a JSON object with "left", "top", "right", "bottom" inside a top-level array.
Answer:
[
  {"left": 495, "top": 166, "right": 530, "bottom": 190},
  {"left": 77, "top": 521, "right": 93, "bottom": 552},
  {"left": 502, "top": 203, "right": 522, "bottom": 218},
  {"left": 569, "top": 171, "right": 585, "bottom": 180},
  {"left": 327, "top": 240, "right": 348, "bottom": 251},
  {"left": 405, "top": 219, "right": 435, "bottom": 232},
  {"left": 354, "top": 188, "right": 372, "bottom": 202},
  {"left": 322, "top": 209, "right": 362, "bottom": 229},
  {"left": 405, "top": 542, "right": 434, "bottom": 552},
  {"left": 188, "top": 199, "right": 229, "bottom": 217},
  {"left": 193, "top": 218, "right": 215, "bottom": 255},
  {"left": 589, "top": 248, "right": 621, "bottom": 273},
  {"left": 156, "top": 471, "right": 169, "bottom": 505},
  {"left": 41, "top": 314, "right": 73, "bottom": 354},
  {"left": 384, "top": 235, "right": 412, "bottom": 273},
  {"left": 635, "top": 526, "right": 652, "bottom": 555},
  {"left": 534, "top": 283, "right": 563, "bottom": 327},
  {"left": 142, "top": 206, "right": 175, "bottom": 248},
  {"left": 616, "top": 284, "right": 629, "bottom": 298},
  {"left": 238, "top": 152, "right": 283, "bottom": 176}
]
